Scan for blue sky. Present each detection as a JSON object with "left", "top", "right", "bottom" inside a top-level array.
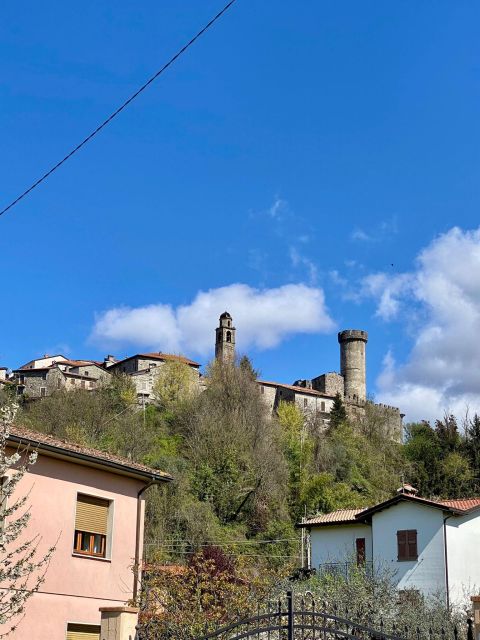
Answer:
[{"left": 1, "top": 1, "right": 480, "bottom": 421}]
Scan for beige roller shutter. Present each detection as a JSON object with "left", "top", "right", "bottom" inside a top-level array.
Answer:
[
  {"left": 66, "top": 623, "right": 100, "bottom": 640},
  {"left": 75, "top": 494, "right": 109, "bottom": 535}
]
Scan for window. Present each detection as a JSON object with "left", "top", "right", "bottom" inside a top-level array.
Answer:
[
  {"left": 397, "top": 529, "right": 417, "bottom": 561},
  {"left": 42, "top": 372, "right": 47, "bottom": 380},
  {"left": 57, "top": 379, "right": 61, "bottom": 389},
  {"left": 66, "top": 623, "right": 100, "bottom": 640},
  {"left": 304, "top": 398, "right": 308, "bottom": 408},
  {"left": 261, "top": 386, "right": 265, "bottom": 395},
  {"left": 356, "top": 537, "right": 366, "bottom": 565},
  {"left": 81, "top": 380, "right": 85, "bottom": 389},
  {"left": 40, "top": 387, "right": 46, "bottom": 397},
  {"left": 19, "top": 375, "right": 25, "bottom": 384},
  {"left": 226, "top": 331, "right": 232, "bottom": 343},
  {"left": 321, "top": 401, "right": 325, "bottom": 412},
  {"left": 73, "top": 494, "right": 110, "bottom": 558}
]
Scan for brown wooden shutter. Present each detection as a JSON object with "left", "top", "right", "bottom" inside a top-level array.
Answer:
[
  {"left": 397, "top": 530, "right": 407, "bottom": 560},
  {"left": 407, "top": 529, "right": 418, "bottom": 559},
  {"left": 75, "top": 495, "right": 109, "bottom": 535},
  {"left": 66, "top": 623, "right": 100, "bottom": 640}
]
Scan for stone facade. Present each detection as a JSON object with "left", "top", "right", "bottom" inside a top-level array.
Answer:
[
  {"left": 338, "top": 329, "right": 368, "bottom": 400},
  {"left": 8, "top": 313, "right": 402, "bottom": 439},
  {"left": 311, "top": 372, "right": 345, "bottom": 396},
  {"left": 215, "top": 312, "right": 235, "bottom": 364},
  {"left": 14, "top": 365, "right": 101, "bottom": 399}
]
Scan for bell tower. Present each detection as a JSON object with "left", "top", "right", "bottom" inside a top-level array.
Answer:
[{"left": 215, "top": 311, "right": 236, "bottom": 364}]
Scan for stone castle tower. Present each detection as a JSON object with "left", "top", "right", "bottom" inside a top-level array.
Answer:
[
  {"left": 215, "top": 311, "right": 236, "bottom": 364},
  {"left": 338, "top": 329, "right": 368, "bottom": 401}
]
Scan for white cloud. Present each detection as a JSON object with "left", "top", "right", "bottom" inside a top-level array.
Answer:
[
  {"left": 360, "top": 272, "right": 414, "bottom": 321},
  {"left": 364, "top": 227, "right": 480, "bottom": 422},
  {"left": 350, "top": 217, "right": 398, "bottom": 243},
  {"left": 351, "top": 229, "right": 372, "bottom": 242},
  {"left": 90, "top": 283, "right": 335, "bottom": 358},
  {"left": 268, "top": 197, "right": 288, "bottom": 219},
  {"left": 289, "top": 247, "right": 318, "bottom": 284}
]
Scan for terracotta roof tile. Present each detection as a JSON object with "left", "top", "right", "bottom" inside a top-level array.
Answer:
[
  {"left": 439, "top": 498, "right": 480, "bottom": 511},
  {"left": 8, "top": 425, "right": 172, "bottom": 483},
  {"left": 301, "top": 508, "right": 366, "bottom": 526},
  {"left": 257, "top": 380, "right": 334, "bottom": 398},
  {"left": 113, "top": 353, "right": 200, "bottom": 368},
  {"left": 300, "top": 495, "right": 480, "bottom": 528}
]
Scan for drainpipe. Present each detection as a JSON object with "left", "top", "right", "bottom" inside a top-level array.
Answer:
[
  {"left": 443, "top": 515, "right": 452, "bottom": 611},
  {"left": 133, "top": 479, "right": 158, "bottom": 602}
]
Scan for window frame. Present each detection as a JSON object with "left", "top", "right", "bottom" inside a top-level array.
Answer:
[
  {"left": 73, "top": 530, "right": 107, "bottom": 558},
  {"left": 72, "top": 493, "right": 113, "bottom": 561},
  {"left": 397, "top": 529, "right": 418, "bottom": 561}
]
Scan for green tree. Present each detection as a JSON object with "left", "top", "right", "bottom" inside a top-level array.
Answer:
[
  {"left": 277, "top": 401, "right": 314, "bottom": 521},
  {"left": 404, "top": 422, "right": 443, "bottom": 496},
  {"left": 153, "top": 361, "right": 197, "bottom": 409},
  {"left": 329, "top": 393, "right": 347, "bottom": 430}
]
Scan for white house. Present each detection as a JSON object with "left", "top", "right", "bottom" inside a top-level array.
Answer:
[{"left": 299, "top": 487, "right": 480, "bottom": 607}]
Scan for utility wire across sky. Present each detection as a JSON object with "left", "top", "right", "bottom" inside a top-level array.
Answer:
[{"left": 0, "top": 0, "right": 237, "bottom": 219}]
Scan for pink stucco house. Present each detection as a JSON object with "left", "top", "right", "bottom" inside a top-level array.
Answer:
[{"left": 2, "top": 425, "right": 172, "bottom": 640}]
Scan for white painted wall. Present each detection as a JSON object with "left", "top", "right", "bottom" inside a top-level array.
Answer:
[
  {"left": 445, "top": 511, "right": 480, "bottom": 606},
  {"left": 372, "top": 502, "right": 446, "bottom": 598},
  {"left": 310, "top": 524, "right": 372, "bottom": 568}
]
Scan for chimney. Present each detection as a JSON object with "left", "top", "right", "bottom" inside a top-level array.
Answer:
[{"left": 397, "top": 484, "right": 418, "bottom": 496}]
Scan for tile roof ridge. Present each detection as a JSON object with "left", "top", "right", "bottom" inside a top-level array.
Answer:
[{"left": 8, "top": 424, "right": 172, "bottom": 482}]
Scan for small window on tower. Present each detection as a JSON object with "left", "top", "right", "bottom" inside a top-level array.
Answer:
[{"left": 226, "top": 331, "right": 231, "bottom": 343}]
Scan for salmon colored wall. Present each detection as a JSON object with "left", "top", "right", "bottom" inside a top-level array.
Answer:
[{"left": 1, "top": 451, "right": 147, "bottom": 640}]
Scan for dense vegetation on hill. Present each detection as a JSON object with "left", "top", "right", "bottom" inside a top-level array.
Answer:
[{"left": 7, "top": 359, "right": 480, "bottom": 568}]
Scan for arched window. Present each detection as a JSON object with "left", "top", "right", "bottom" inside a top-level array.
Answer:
[
  {"left": 226, "top": 331, "right": 232, "bottom": 343},
  {"left": 217, "top": 332, "right": 222, "bottom": 343}
]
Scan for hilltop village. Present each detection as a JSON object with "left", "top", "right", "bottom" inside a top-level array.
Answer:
[{"left": 2, "top": 312, "right": 403, "bottom": 437}]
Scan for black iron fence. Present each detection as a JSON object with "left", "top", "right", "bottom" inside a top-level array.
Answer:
[{"left": 136, "top": 590, "right": 475, "bottom": 640}]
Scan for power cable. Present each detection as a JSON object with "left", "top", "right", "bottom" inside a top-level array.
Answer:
[{"left": 0, "top": 0, "right": 238, "bottom": 218}]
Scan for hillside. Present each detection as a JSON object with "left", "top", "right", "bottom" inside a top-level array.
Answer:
[{"left": 6, "top": 359, "right": 480, "bottom": 569}]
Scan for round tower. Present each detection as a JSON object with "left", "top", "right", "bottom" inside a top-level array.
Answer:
[
  {"left": 215, "top": 311, "right": 236, "bottom": 364},
  {"left": 338, "top": 329, "right": 368, "bottom": 400}
]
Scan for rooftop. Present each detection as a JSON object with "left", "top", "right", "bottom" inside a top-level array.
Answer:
[
  {"left": 8, "top": 424, "right": 172, "bottom": 483},
  {"left": 299, "top": 494, "right": 480, "bottom": 528},
  {"left": 112, "top": 352, "right": 200, "bottom": 368},
  {"left": 258, "top": 379, "right": 334, "bottom": 399}
]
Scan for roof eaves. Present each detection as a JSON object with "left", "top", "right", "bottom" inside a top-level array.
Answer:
[
  {"left": 7, "top": 431, "right": 173, "bottom": 484},
  {"left": 357, "top": 494, "right": 464, "bottom": 520},
  {"left": 296, "top": 518, "right": 364, "bottom": 528}
]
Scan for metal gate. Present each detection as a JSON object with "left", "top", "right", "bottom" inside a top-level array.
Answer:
[
  {"left": 193, "top": 590, "right": 405, "bottom": 640},
  {"left": 136, "top": 591, "right": 474, "bottom": 640}
]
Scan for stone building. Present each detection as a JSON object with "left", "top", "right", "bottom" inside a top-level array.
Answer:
[
  {"left": 7, "top": 313, "right": 402, "bottom": 438},
  {"left": 215, "top": 311, "right": 235, "bottom": 364},
  {"left": 212, "top": 312, "right": 403, "bottom": 438},
  {"left": 107, "top": 352, "right": 201, "bottom": 402},
  {"left": 13, "top": 356, "right": 112, "bottom": 399}
]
